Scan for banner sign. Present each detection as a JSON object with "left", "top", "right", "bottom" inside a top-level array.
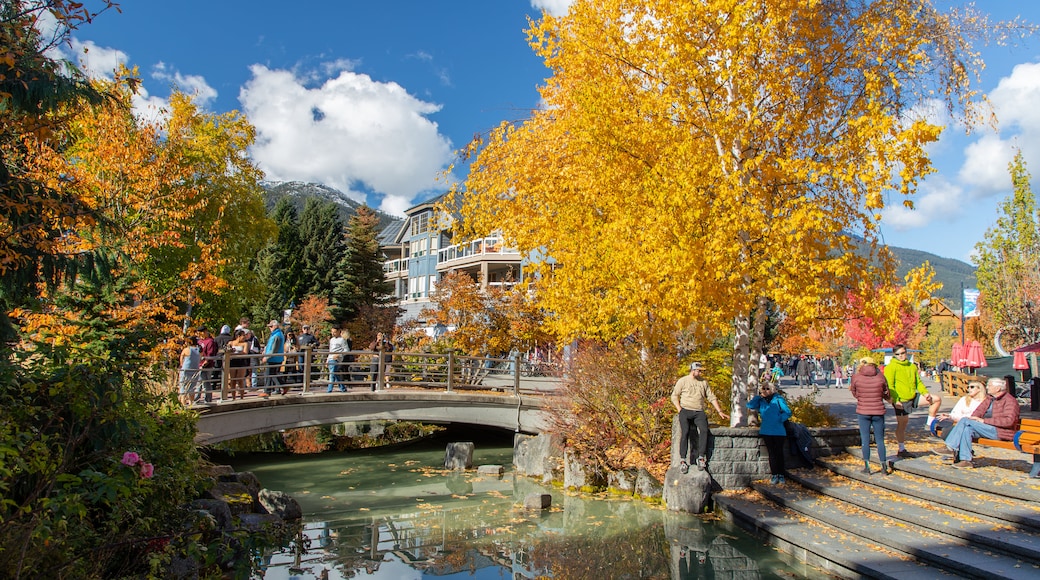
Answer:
[{"left": 963, "top": 288, "right": 980, "bottom": 318}]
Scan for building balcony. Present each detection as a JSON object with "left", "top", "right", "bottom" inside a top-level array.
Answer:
[
  {"left": 383, "top": 258, "right": 408, "bottom": 275},
  {"left": 437, "top": 236, "right": 520, "bottom": 266}
]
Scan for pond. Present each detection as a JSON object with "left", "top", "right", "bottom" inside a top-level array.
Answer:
[{"left": 220, "top": 429, "right": 821, "bottom": 579}]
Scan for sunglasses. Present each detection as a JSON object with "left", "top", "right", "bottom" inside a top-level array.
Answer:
[{"left": 895, "top": 351, "right": 907, "bottom": 356}]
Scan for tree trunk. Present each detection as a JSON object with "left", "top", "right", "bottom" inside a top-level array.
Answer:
[
  {"left": 750, "top": 295, "right": 769, "bottom": 385},
  {"left": 730, "top": 312, "right": 751, "bottom": 427}
]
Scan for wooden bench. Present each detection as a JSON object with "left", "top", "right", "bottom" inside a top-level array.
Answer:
[{"left": 977, "top": 418, "right": 1040, "bottom": 479}]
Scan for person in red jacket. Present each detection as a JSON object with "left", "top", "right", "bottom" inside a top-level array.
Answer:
[
  {"left": 933, "top": 377, "right": 1021, "bottom": 468},
  {"left": 850, "top": 357, "right": 891, "bottom": 475}
]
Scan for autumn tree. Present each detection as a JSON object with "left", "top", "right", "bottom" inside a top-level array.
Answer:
[
  {"left": 418, "top": 270, "right": 547, "bottom": 382},
  {"left": 0, "top": 0, "right": 118, "bottom": 340},
  {"left": 456, "top": 0, "right": 988, "bottom": 425},
  {"left": 973, "top": 150, "right": 1040, "bottom": 353},
  {"left": 0, "top": 3, "right": 279, "bottom": 577},
  {"left": 842, "top": 288, "right": 926, "bottom": 350}
]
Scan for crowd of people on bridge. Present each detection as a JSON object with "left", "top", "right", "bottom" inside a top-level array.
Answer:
[{"left": 177, "top": 317, "right": 399, "bottom": 404}]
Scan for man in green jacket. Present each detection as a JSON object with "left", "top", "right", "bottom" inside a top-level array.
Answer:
[{"left": 884, "top": 344, "right": 942, "bottom": 457}]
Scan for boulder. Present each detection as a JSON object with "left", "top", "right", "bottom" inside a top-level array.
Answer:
[
  {"left": 662, "top": 465, "right": 712, "bottom": 513},
  {"left": 563, "top": 450, "right": 606, "bottom": 491},
  {"left": 204, "top": 481, "right": 255, "bottom": 515},
  {"left": 607, "top": 468, "right": 639, "bottom": 494},
  {"left": 189, "top": 498, "right": 233, "bottom": 530},
  {"left": 524, "top": 492, "right": 552, "bottom": 510},
  {"left": 219, "top": 471, "right": 261, "bottom": 498},
  {"left": 634, "top": 468, "right": 663, "bottom": 499},
  {"left": 258, "top": 489, "right": 303, "bottom": 521},
  {"left": 477, "top": 464, "right": 504, "bottom": 476},
  {"left": 444, "top": 442, "right": 475, "bottom": 470}
]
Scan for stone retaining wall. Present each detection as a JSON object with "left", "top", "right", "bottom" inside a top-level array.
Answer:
[
  {"left": 674, "top": 422, "right": 861, "bottom": 490},
  {"left": 516, "top": 423, "right": 861, "bottom": 494}
]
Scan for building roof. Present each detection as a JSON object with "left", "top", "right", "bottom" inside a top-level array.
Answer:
[{"left": 376, "top": 220, "right": 404, "bottom": 246}]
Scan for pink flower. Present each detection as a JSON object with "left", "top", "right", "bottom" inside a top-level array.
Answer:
[
  {"left": 139, "top": 463, "right": 154, "bottom": 479},
  {"left": 121, "top": 452, "right": 141, "bottom": 467}
]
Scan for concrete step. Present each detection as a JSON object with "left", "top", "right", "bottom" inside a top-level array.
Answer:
[
  {"left": 853, "top": 446, "right": 1040, "bottom": 504},
  {"left": 752, "top": 476, "right": 1038, "bottom": 579},
  {"left": 788, "top": 465, "right": 1040, "bottom": 562},
  {"left": 825, "top": 451, "right": 1040, "bottom": 533},
  {"left": 715, "top": 490, "right": 968, "bottom": 579}
]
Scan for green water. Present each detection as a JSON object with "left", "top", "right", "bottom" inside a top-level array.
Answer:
[{"left": 221, "top": 430, "right": 817, "bottom": 579}]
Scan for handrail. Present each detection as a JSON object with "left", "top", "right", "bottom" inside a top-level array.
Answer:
[{"left": 175, "top": 349, "right": 563, "bottom": 405}]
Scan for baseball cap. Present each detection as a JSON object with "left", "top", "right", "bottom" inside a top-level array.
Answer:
[
  {"left": 690, "top": 362, "right": 704, "bottom": 371},
  {"left": 221, "top": 325, "right": 232, "bottom": 334}
]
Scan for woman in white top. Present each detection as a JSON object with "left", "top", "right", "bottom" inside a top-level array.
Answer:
[
  {"left": 931, "top": 380, "right": 986, "bottom": 436},
  {"left": 179, "top": 336, "right": 201, "bottom": 405}
]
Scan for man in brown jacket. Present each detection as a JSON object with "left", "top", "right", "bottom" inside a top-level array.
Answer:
[
  {"left": 933, "top": 377, "right": 1020, "bottom": 468},
  {"left": 671, "top": 362, "right": 729, "bottom": 473}
]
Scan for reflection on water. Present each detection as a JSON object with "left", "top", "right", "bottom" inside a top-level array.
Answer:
[{"left": 220, "top": 430, "right": 815, "bottom": 579}]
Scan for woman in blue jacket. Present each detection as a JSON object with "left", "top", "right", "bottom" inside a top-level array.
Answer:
[{"left": 747, "top": 381, "right": 793, "bottom": 484}]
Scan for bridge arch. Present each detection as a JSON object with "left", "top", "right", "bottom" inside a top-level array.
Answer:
[{"left": 194, "top": 392, "right": 549, "bottom": 446}]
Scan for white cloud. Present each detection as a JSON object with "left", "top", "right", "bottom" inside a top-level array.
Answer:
[
  {"left": 881, "top": 177, "right": 964, "bottom": 230},
  {"left": 240, "top": 65, "right": 454, "bottom": 215},
  {"left": 69, "top": 38, "right": 127, "bottom": 80},
  {"left": 957, "top": 134, "right": 1015, "bottom": 195},
  {"left": 531, "top": 0, "right": 573, "bottom": 17},
  {"left": 151, "top": 62, "right": 218, "bottom": 109},
  {"left": 990, "top": 61, "right": 1040, "bottom": 132}
]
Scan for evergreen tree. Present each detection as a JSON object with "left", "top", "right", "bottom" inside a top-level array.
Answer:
[
  {"left": 255, "top": 198, "right": 304, "bottom": 322},
  {"left": 298, "top": 198, "right": 346, "bottom": 300},
  {"left": 332, "top": 205, "right": 396, "bottom": 323}
]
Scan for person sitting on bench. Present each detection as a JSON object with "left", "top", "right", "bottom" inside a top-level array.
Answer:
[{"left": 933, "top": 377, "right": 1021, "bottom": 469}]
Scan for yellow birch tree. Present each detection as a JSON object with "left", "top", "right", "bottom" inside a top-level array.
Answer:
[{"left": 456, "top": 0, "right": 995, "bottom": 425}]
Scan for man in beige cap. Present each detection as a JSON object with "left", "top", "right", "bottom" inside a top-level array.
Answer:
[{"left": 671, "top": 362, "right": 729, "bottom": 473}]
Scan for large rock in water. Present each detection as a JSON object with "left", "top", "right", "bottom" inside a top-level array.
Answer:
[
  {"left": 258, "top": 489, "right": 302, "bottom": 520},
  {"left": 634, "top": 468, "right": 663, "bottom": 499},
  {"left": 662, "top": 465, "right": 712, "bottom": 513},
  {"left": 444, "top": 442, "right": 475, "bottom": 470}
]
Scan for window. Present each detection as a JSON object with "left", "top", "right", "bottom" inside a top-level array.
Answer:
[{"left": 411, "top": 212, "right": 430, "bottom": 236}]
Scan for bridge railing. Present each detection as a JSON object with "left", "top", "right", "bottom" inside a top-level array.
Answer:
[{"left": 179, "top": 349, "right": 563, "bottom": 403}]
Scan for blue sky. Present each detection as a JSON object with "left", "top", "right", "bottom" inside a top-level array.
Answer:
[{"left": 54, "top": 1, "right": 1040, "bottom": 264}]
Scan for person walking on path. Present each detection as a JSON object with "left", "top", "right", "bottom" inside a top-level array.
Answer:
[
  {"left": 795, "top": 356, "right": 810, "bottom": 387},
  {"left": 671, "top": 362, "right": 730, "bottom": 473},
  {"left": 884, "top": 344, "right": 941, "bottom": 457},
  {"left": 820, "top": 356, "right": 834, "bottom": 388},
  {"left": 933, "top": 377, "right": 1021, "bottom": 468},
  {"left": 850, "top": 357, "right": 891, "bottom": 475},
  {"left": 747, "top": 381, "right": 792, "bottom": 484}
]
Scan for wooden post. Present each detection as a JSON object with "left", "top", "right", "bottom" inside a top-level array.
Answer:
[
  {"left": 513, "top": 353, "right": 521, "bottom": 396},
  {"left": 302, "top": 346, "right": 312, "bottom": 394},
  {"left": 221, "top": 347, "right": 230, "bottom": 401},
  {"left": 447, "top": 352, "right": 454, "bottom": 392},
  {"left": 376, "top": 351, "right": 384, "bottom": 391}
]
